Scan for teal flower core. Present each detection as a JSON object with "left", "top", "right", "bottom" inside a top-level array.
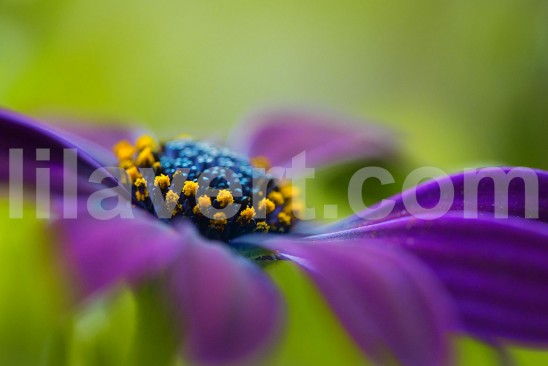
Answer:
[{"left": 113, "top": 135, "right": 297, "bottom": 243}]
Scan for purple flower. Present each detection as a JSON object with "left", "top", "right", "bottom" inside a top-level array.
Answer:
[{"left": 2, "top": 108, "right": 548, "bottom": 366}]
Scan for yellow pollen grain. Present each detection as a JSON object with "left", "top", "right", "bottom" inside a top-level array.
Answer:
[
  {"left": 154, "top": 174, "right": 171, "bottom": 190},
  {"left": 113, "top": 140, "right": 135, "bottom": 162},
  {"left": 126, "top": 166, "right": 141, "bottom": 183},
  {"left": 255, "top": 221, "right": 270, "bottom": 233},
  {"left": 258, "top": 198, "right": 275, "bottom": 214},
  {"left": 166, "top": 190, "right": 180, "bottom": 204},
  {"left": 216, "top": 189, "right": 234, "bottom": 207},
  {"left": 238, "top": 206, "right": 256, "bottom": 224},
  {"left": 281, "top": 185, "right": 299, "bottom": 199},
  {"left": 166, "top": 190, "right": 181, "bottom": 216},
  {"left": 119, "top": 159, "right": 135, "bottom": 170},
  {"left": 282, "top": 202, "right": 293, "bottom": 214},
  {"left": 197, "top": 195, "right": 212, "bottom": 209},
  {"left": 278, "top": 212, "right": 291, "bottom": 226},
  {"left": 213, "top": 212, "right": 227, "bottom": 226},
  {"left": 134, "top": 177, "right": 147, "bottom": 187},
  {"left": 166, "top": 190, "right": 180, "bottom": 205},
  {"left": 134, "top": 177, "right": 148, "bottom": 201},
  {"left": 268, "top": 191, "right": 284, "bottom": 206},
  {"left": 250, "top": 156, "right": 271, "bottom": 170},
  {"left": 135, "top": 135, "right": 157, "bottom": 151},
  {"left": 136, "top": 147, "right": 155, "bottom": 167},
  {"left": 193, "top": 205, "right": 202, "bottom": 216},
  {"left": 283, "top": 201, "right": 304, "bottom": 215},
  {"left": 183, "top": 181, "right": 199, "bottom": 196}
]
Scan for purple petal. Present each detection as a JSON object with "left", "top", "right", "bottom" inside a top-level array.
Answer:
[
  {"left": 53, "top": 203, "right": 284, "bottom": 364},
  {"left": 228, "top": 108, "right": 397, "bottom": 168},
  {"left": 51, "top": 206, "right": 183, "bottom": 299},
  {"left": 330, "top": 167, "right": 548, "bottom": 232},
  {"left": 264, "top": 239, "right": 456, "bottom": 366},
  {"left": 167, "top": 238, "right": 284, "bottom": 365},
  {"left": 313, "top": 213, "right": 548, "bottom": 346},
  {"left": 0, "top": 108, "right": 117, "bottom": 194}
]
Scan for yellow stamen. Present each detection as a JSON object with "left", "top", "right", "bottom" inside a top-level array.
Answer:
[
  {"left": 258, "top": 198, "right": 275, "bottom": 214},
  {"left": 136, "top": 147, "right": 155, "bottom": 167},
  {"left": 197, "top": 195, "right": 212, "bottom": 211},
  {"left": 135, "top": 135, "right": 157, "bottom": 151},
  {"left": 135, "top": 192, "right": 147, "bottom": 201},
  {"left": 134, "top": 177, "right": 147, "bottom": 187},
  {"left": 154, "top": 174, "right": 171, "bottom": 190},
  {"left": 119, "top": 159, "right": 135, "bottom": 170},
  {"left": 212, "top": 212, "right": 227, "bottom": 228},
  {"left": 113, "top": 140, "right": 135, "bottom": 162},
  {"left": 255, "top": 221, "right": 270, "bottom": 233},
  {"left": 134, "top": 177, "right": 149, "bottom": 201},
  {"left": 198, "top": 195, "right": 212, "bottom": 208},
  {"left": 268, "top": 191, "right": 284, "bottom": 206},
  {"left": 172, "top": 170, "right": 183, "bottom": 181},
  {"left": 280, "top": 184, "right": 299, "bottom": 199},
  {"left": 250, "top": 156, "right": 271, "bottom": 170},
  {"left": 238, "top": 206, "right": 256, "bottom": 224},
  {"left": 166, "top": 190, "right": 181, "bottom": 215},
  {"left": 216, "top": 189, "right": 234, "bottom": 207},
  {"left": 152, "top": 161, "right": 162, "bottom": 171},
  {"left": 283, "top": 201, "right": 302, "bottom": 215},
  {"left": 183, "top": 181, "right": 199, "bottom": 196},
  {"left": 126, "top": 166, "right": 141, "bottom": 183},
  {"left": 278, "top": 212, "right": 291, "bottom": 226}
]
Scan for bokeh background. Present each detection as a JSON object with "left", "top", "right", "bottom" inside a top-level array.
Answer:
[{"left": 1, "top": 0, "right": 547, "bottom": 364}]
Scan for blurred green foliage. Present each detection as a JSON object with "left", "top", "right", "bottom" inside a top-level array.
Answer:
[
  {"left": 1, "top": 0, "right": 548, "bottom": 364},
  {"left": 0, "top": 198, "right": 67, "bottom": 365},
  {"left": 1, "top": 0, "right": 547, "bottom": 169},
  {"left": 266, "top": 261, "right": 367, "bottom": 365}
]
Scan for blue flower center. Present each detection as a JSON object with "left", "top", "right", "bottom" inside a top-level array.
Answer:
[{"left": 113, "top": 136, "right": 297, "bottom": 244}]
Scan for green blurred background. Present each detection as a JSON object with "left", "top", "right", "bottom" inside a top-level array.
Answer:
[
  {"left": 2, "top": 0, "right": 547, "bottom": 169},
  {"left": 1, "top": 0, "right": 547, "bottom": 364}
]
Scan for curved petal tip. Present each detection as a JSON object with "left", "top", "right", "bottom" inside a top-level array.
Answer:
[{"left": 228, "top": 107, "right": 399, "bottom": 169}]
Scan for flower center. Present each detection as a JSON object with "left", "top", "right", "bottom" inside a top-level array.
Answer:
[{"left": 113, "top": 135, "right": 298, "bottom": 242}]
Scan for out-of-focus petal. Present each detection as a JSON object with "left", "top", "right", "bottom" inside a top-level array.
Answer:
[
  {"left": 51, "top": 206, "right": 183, "bottom": 299},
  {"left": 49, "top": 119, "right": 148, "bottom": 154},
  {"left": 227, "top": 108, "right": 397, "bottom": 169},
  {"left": 168, "top": 238, "right": 284, "bottom": 366},
  {"left": 313, "top": 213, "right": 548, "bottom": 345},
  {"left": 330, "top": 167, "right": 548, "bottom": 232},
  {"left": 0, "top": 108, "right": 115, "bottom": 194},
  {"left": 263, "top": 239, "right": 455, "bottom": 366},
  {"left": 53, "top": 204, "right": 284, "bottom": 364}
]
